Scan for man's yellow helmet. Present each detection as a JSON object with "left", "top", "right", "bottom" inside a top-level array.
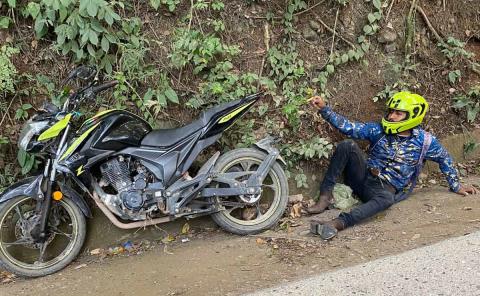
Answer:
[{"left": 381, "top": 91, "right": 429, "bottom": 135}]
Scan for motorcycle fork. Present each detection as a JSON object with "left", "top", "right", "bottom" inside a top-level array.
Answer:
[{"left": 33, "top": 125, "right": 71, "bottom": 242}]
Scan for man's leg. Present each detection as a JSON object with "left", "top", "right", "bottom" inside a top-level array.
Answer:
[
  {"left": 338, "top": 176, "right": 396, "bottom": 227},
  {"left": 307, "top": 139, "right": 367, "bottom": 214},
  {"left": 313, "top": 174, "right": 396, "bottom": 239}
]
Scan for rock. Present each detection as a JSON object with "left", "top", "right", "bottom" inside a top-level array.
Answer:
[
  {"left": 419, "top": 173, "right": 428, "bottom": 180},
  {"left": 448, "top": 88, "right": 456, "bottom": 94},
  {"left": 384, "top": 43, "right": 397, "bottom": 53},
  {"left": 449, "top": 18, "right": 455, "bottom": 24},
  {"left": 428, "top": 179, "right": 437, "bottom": 185},
  {"left": 74, "top": 264, "right": 87, "bottom": 270},
  {"left": 309, "top": 20, "right": 321, "bottom": 31},
  {"left": 377, "top": 29, "right": 397, "bottom": 43},
  {"left": 303, "top": 27, "right": 319, "bottom": 42},
  {"left": 288, "top": 194, "right": 304, "bottom": 204},
  {"left": 0, "top": 29, "right": 10, "bottom": 44},
  {"left": 411, "top": 233, "right": 421, "bottom": 240}
]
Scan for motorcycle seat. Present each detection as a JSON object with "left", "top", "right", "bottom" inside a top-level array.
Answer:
[
  {"left": 141, "top": 119, "right": 203, "bottom": 147},
  {"left": 141, "top": 99, "right": 242, "bottom": 147}
]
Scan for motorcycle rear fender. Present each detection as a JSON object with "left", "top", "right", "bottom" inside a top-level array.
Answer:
[
  {"left": 253, "top": 136, "right": 287, "bottom": 166},
  {"left": 0, "top": 175, "right": 92, "bottom": 218}
]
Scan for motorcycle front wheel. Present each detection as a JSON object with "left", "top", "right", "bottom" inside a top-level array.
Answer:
[
  {"left": 0, "top": 195, "right": 86, "bottom": 277},
  {"left": 211, "top": 148, "right": 289, "bottom": 235}
]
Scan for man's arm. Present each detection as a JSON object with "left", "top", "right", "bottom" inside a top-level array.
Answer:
[
  {"left": 425, "top": 135, "right": 478, "bottom": 195},
  {"left": 319, "top": 106, "right": 381, "bottom": 141}
]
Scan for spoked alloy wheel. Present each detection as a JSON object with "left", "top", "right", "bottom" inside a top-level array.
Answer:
[
  {"left": 211, "top": 148, "right": 288, "bottom": 235},
  {"left": 0, "top": 195, "right": 86, "bottom": 277}
]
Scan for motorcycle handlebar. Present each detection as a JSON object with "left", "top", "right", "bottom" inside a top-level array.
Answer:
[{"left": 91, "top": 80, "right": 119, "bottom": 94}]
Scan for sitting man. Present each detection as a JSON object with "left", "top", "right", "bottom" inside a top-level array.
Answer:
[{"left": 307, "top": 91, "right": 478, "bottom": 240}]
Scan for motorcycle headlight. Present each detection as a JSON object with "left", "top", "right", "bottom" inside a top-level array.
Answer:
[{"left": 18, "top": 120, "right": 49, "bottom": 152}]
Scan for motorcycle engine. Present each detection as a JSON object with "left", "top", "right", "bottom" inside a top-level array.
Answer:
[{"left": 100, "top": 156, "right": 152, "bottom": 214}]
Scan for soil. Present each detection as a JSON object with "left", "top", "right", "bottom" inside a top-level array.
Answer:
[{"left": 2, "top": 177, "right": 480, "bottom": 295}]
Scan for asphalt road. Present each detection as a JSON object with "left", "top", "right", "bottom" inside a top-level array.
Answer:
[{"left": 249, "top": 230, "right": 480, "bottom": 296}]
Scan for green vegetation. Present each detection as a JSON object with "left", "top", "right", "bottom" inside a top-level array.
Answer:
[{"left": 0, "top": 0, "right": 478, "bottom": 189}]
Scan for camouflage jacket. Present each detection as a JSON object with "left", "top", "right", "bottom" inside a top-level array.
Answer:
[{"left": 319, "top": 107, "right": 460, "bottom": 192}]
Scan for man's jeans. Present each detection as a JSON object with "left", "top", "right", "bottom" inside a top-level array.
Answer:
[{"left": 320, "top": 140, "right": 397, "bottom": 228}]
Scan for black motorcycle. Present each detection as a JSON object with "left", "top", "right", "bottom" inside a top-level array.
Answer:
[{"left": 0, "top": 66, "right": 289, "bottom": 277}]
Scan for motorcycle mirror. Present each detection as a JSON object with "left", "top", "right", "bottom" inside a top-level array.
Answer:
[
  {"left": 76, "top": 66, "right": 97, "bottom": 81},
  {"left": 41, "top": 101, "right": 60, "bottom": 114},
  {"left": 63, "top": 65, "right": 97, "bottom": 85}
]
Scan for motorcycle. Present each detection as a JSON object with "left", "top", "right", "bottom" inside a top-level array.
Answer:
[{"left": 0, "top": 66, "right": 289, "bottom": 277}]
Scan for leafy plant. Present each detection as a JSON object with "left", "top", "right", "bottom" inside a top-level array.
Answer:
[
  {"left": 294, "top": 169, "right": 308, "bottom": 188},
  {"left": 464, "top": 138, "right": 480, "bottom": 156},
  {"left": 170, "top": 28, "right": 240, "bottom": 74},
  {"left": 17, "top": 149, "right": 36, "bottom": 175},
  {"left": 0, "top": 135, "right": 8, "bottom": 145},
  {"left": 0, "top": 0, "right": 16, "bottom": 29},
  {"left": 283, "top": 0, "right": 307, "bottom": 35},
  {"left": 267, "top": 46, "right": 304, "bottom": 82},
  {"left": 452, "top": 85, "right": 480, "bottom": 122},
  {"left": 0, "top": 45, "right": 19, "bottom": 94},
  {"left": 0, "top": 164, "right": 17, "bottom": 192},
  {"left": 15, "top": 103, "right": 33, "bottom": 120},
  {"left": 439, "top": 37, "right": 474, "bottom": 59},
  {"left": 313, "top": 0, "right": 383, "bottom": 96},
  {"left": 150, "top": 0, "right": 180, "bottom": 12},
  {"left": 448, "top": 70, "right": 461, "bottom": 85},
  {"left": 188, "top": 62, "right": 274, "bottom": 108},
  {"left": 25, "top": 0, "right": 142, "bottom": 73}
]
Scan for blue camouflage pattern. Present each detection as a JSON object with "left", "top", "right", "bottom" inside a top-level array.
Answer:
[{"left": 319, "top": 107, "right": 460, "bottom": 192}]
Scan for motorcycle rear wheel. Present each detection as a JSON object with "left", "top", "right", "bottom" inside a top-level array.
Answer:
[{"left": 211, "top": 148, "right": 289, "bottom": 235}]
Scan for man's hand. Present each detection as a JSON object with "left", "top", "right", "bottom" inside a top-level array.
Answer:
[
  {"left": 456, "top": 184, "right": 479, "bottom": 196},
  {"left": 308, "top": 96, "right": 326, "bottom": 110}
]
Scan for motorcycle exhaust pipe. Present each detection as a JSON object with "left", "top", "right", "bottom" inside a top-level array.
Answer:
[{"left": 91, "top": 184, "right": 171, "bottom": 229}]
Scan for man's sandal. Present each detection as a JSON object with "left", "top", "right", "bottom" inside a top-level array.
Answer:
[{"left": 310, "top": 221, "right": 338, "bottom": 240}]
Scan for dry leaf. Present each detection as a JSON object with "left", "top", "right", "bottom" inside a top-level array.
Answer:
[
  {"left": 181, "top": 223, "right": 190, "bottom": 235},
  {"left": 256, "top": 238, "right": 266, "bottom": 245},
  {"left": 90, "top": 248, "right": 103, "bottom": 255},
  {"left": 290, "top": 203, "right": 302, "bottom": 218},
  {"left": 162, "top": 234, "right": 176, "bottom": 244}
]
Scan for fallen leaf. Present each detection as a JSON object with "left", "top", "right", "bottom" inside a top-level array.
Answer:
[
  {"left": 181, "top": 223, "right": 190, "bottom": 235},
  {"left": 290, "top": 203, "right": 302, "bottom": 218},
  {"left": 256, "top": 238, "right": 267, "bottom": 245},
  {"left": 90, "top": 248, "right": 103, "bottom": 255},
  {"left": 162, "top": 234, "right": 176, "bottom": 244}
]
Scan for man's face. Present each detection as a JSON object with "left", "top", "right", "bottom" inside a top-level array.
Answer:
[{"left": 387, "top": 109, "right": 407, "bottom": 122}]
